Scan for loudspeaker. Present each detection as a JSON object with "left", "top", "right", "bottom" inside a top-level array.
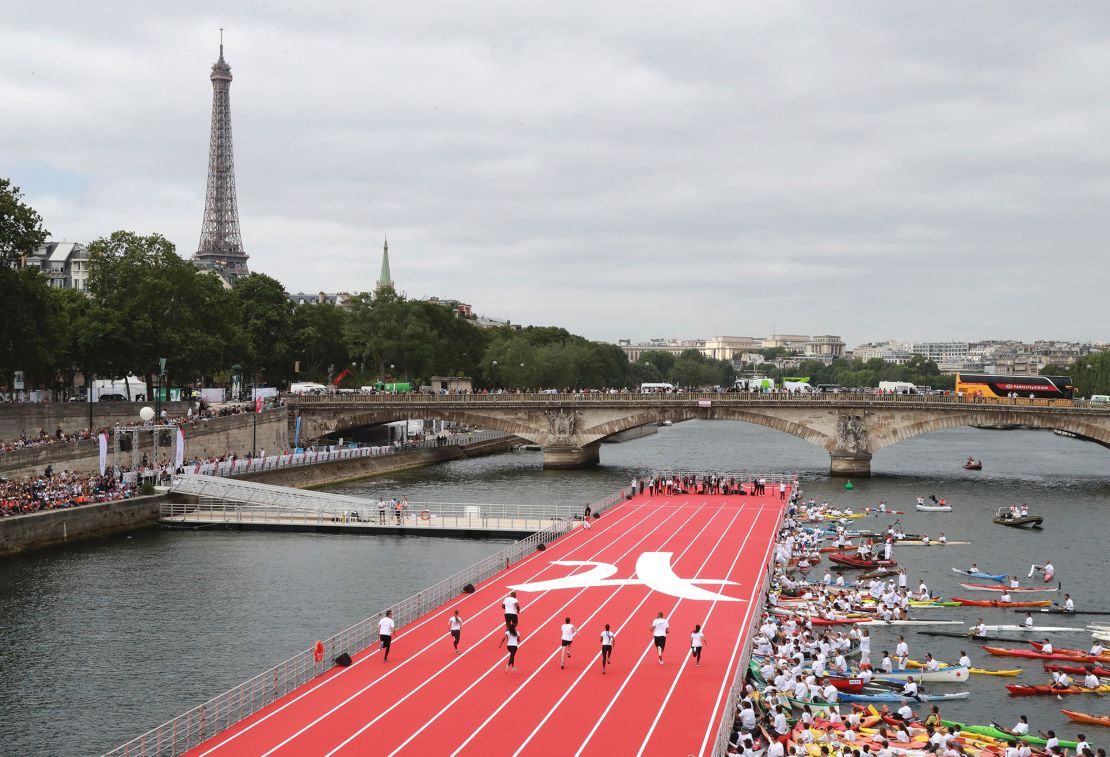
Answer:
[
  {"left": 463, "top": 583, "right": 476, "bottom": 594},
  {"left": 536, "top": 543, "right": 546, "bottom": 551},
  {"left": 334, "top": 652, "right": 352, "bottom": 667}
]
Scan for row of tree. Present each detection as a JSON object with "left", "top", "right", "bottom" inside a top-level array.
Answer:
[{"left": 748, "top": 354, "right": 954, "bottom": 391}]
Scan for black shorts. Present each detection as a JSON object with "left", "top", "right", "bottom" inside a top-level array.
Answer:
[
  {"left": 561, "top": 639, "right": 573, "bottom": 647},
  {"left": 450, "top": 630, "right": 461, "bottom": 640},
  {"left": 654, "top": 635, "right": 667, "bottom": 650},
  {"left": 601, "top": 644, "right": 612, "bottom": 652},
  {"left": 504, "top": 613, "right": 518, "bottom": 625},
  {"left": 379, "top": 634, "right": 392, "bottom": 646}
]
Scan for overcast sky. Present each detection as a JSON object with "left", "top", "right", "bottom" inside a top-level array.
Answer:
[{"left": 4, "top": 2, "right": 1109, "bottom": 346}]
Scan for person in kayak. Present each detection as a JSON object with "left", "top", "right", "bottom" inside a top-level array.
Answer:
[
  {"left": 1050, "top": 670, "right": 1071, "bottom": 690},
  {"left": 1083, "top": 670, "right": 1100, "bottom": 689},
  {"left": 1059, "top": 594, "right": 1074, "bottom": 613},
  {"left": 1023, "top": 613, "right": 1034, "bottom": 629},
  {"left": 969, "top": 618, "right": 987, "bottom": 638},
  {"left": 1009, "top": 575, "right": 1021, "bottom": 589},
  {"left": 968, "top": 563, "right": 980, "bottom": 575},
  {"left": 999, "top": 589, "right": 1013, "bottom": 603},
  {"left": 1089, "top": 641, "right": 1105, "bottom": 656},
  {"left": 1042, "top": 638, "right": 1055, "bottom": 654}
]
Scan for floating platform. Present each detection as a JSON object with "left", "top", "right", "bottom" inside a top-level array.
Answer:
[{"left": 180, "top": 490, "right": 787, "bottom": 756}]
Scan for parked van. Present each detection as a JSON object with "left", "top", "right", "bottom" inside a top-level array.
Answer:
[
  {"left": 878, "top": 381, "right": 920, "bottom": 395},
  {"left": 1090, "top": 394, "right": 1110, "bottom": 404}
]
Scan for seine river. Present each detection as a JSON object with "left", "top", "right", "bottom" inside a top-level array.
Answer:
[{"left": 2, "top": 421, "right": 1109, "bottom": 756}]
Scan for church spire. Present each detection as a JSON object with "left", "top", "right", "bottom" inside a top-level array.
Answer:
[{"left": 377, "top": 236, "right": 393, "bottom": 292}]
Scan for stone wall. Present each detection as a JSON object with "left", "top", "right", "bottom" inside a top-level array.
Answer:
[
  {"left": 0, "top": 494, "right": 168, "bottom": 557},
  {"left": 0, "top": 401, "right": 191, "bottom": 440},
  {"left": 0, "top": 410, "right": 290, "bottom": 479}
]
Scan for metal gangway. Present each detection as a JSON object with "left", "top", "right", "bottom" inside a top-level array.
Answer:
[{"left": 164, "top": 474, "right": 584, "bottom": 533}]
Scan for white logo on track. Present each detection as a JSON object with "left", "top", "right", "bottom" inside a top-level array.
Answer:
[{"left": 508, "top": 551, "right": 743, "bottom": 602}]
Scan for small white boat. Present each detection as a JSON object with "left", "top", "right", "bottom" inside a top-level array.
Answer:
[
  {"left": 916, "top": 504, "right": 952, "bottom": 512},
  {"left": 877, "top": 665, "right": 970, "bottom": 682}
]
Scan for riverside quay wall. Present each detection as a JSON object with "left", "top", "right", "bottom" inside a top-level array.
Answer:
[
  {"left": 0, "top": 411, "right": 290, "bottom": 479},
  {"left": 0, "top": 401, "right": 192, "bottom": 440},
  {"left": 0, "top": 494, "right": 169, "bottom": 557}
]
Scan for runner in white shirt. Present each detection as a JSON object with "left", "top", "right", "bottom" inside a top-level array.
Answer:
[
  {"left": 651, "top": 611, "right": 669, "bottom": 664},
  {"left": 559, "top": 616, "right": 576, "bottom": 668},
  {"left": 687, "top": 624, "right": 706, "bottom": 667},
  {"left": 378, "top": 609, "right": 395, "bottom": 662},
  {"left": 600, "top": 624, "right": 616, "bottom": 674},
  {"left": 447, "top": 609, "right": 463, "bottom": 654},
  {"left": 498, "top": 626, "right": 521, "bottom": 671},
  {"left": 502, "top": 591, "right": 521, "bottom": 629}
]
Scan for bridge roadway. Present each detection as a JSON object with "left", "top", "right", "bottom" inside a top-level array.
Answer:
[
  {"left": 289, "top": 392, "right": 1110, "bottom": 475},
  {"left": 179, "top": 488, "right": 785, "bottom": 757}
]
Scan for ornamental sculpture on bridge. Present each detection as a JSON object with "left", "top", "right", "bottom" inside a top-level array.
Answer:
[
  {"left": 835, "top": 414, "right": 870, "bottom": 454},
  {"left": 547, "top": 409, "right": 578, "bottom": 446}
]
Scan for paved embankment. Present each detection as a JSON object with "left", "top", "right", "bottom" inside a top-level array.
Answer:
[{"left": 0, "top": 494, "right": 170, "bottom": 557}]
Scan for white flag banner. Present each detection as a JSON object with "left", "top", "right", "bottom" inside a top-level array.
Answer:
[
  {"left": 174, "top": 427, "right": 186, "bottom": 470},
  {"left": 98, "top": 432, "right": 108, "bottom": 475}
]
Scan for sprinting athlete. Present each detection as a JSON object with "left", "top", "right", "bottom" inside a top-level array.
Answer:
[
  {"left": 600, "top": 624, "right": 616, "bottom": 674},
  {"left": 498, "top": 626, "right": 521, "bottom": 671},
  {"left": 690, "top": 624, "right": 705, "bottom": 667},
  {"left": 560, "top": 617, "right": 576, "bottom": 669},
  {"left": 378, "top": 610, "right": 395, "bottom": 663},
  {"left": 447, "top": 609, "right": 463, "bottom": 653},
  {"left": 502, "top": 591, "right": 520, "bottom": 629},
  {"left": 651, "top": 611, "right": 669, "bottom": 664}
]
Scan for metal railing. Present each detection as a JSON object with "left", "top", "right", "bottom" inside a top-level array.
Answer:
[
  {"left": 288, "top": 391, "right": 1110, "bottom": 413},
  {"left": 104, "top": 487, "right": 627, "bottom": 757},
  {"left": 710, "top": 488, "right": 790, "bottom": 756},
  {"left": 188, "top": 430, "right": 508, "bottom": 479}
]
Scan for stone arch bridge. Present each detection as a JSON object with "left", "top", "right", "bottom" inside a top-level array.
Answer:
[{"left": 287, "top": 393, "right": 1110, "bottom": 476}]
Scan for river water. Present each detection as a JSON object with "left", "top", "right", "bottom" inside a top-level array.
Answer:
[{"left": 2, "top": 421, "right": 1108, "bottom": 755}]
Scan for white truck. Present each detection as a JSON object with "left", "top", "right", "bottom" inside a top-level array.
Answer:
[
  {"left": 91, "top": 377, "right": 148, "bottom": 401},
  {"left": 878, "top": 381, "right": 920, "bottom": 395},
  {"left": 782, "top": 380, "right": 816, "bottom": 393}
]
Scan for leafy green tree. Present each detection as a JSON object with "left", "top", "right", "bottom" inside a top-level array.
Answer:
[
  {"left": 233, "top": 273, "right": 297, "bottom": 384},
  {"left": 0, "top": 178, "right": 48, "bottom": 267},
  {"left": 87, "top": 231, "right": 240, "bottom": 392},
  {"left": 292, "top": 303, "right": 351, "bottom": 382},
  {"left": 1056, "top": 353, "right": 1110, "bottom": 396},
  {"left": 0, "top": 266, "right": 54, "bottom": 388}
]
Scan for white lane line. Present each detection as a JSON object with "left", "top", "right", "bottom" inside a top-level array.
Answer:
[
  {"left": 507, "top": 498, "right": 735, "bottom": 757},
  {"left": 195, "top": 497, "right": 652, "bottom": 756},
  {"left": 637, "top": 507, "right": 772, "bottom": 756},
  {"left": 324, "top": 502, "right": 693, "bottom": 757},
  {"left": 456, "top": 499, "right": 730, "bottom": 756},
  {"left": 573, "top": 498, "right": 762, "bottom": 756},
  {"left": 696, "top": 498, "right": 785, "bottom": 756}
]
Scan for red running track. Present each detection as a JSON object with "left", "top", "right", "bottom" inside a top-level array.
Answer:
[{"left": 186, "top": 491, "right": 785, "bottom": 757}]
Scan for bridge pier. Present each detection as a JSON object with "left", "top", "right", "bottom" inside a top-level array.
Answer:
[
  {"left": 542, "top": 443, "right": 600, "bottom": 470},
  {"left": 829, "top": 450, "right": 872, "bottom": 478}
]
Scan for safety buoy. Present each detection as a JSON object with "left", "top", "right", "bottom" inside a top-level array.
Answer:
[
  {"left": 313, "top": 640, "right": 325, "bottom": 663},
  {"left": 420, "top": 510, "right": 431, "bottom": 521}
]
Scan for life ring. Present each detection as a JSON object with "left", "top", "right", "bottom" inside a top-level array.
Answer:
[
  {"left": 420, "top": 510, "right": 431, "bottom": 521},
  {"left": 313, "top": 640, "right": 325, "bottom": 663}
]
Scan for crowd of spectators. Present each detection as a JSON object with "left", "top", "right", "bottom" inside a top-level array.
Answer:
[{"left": 0, "top": 469, "right": 137, "bottom": 517}]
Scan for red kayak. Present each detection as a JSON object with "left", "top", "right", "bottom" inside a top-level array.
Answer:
[
  {"left": 951, "top": 597, "right": 1053, "bottom": 608},
  {"left": 1030, "top": 641, "right": 1110, "bottom": 661},
  {"left": 827, "top": 677, "right": 866, "bottom": 693},
  {"left": 1044, "top": 663, "right": 1110, "bottom": 676},
  {"left": 828, "top": 553, "right": 898, "bottom": 569},
  {"left": 789, "top": 554, "right": 822, "bottom": 566},
  {"left": 1006, "top": 683, "right": 1110, "bottom": 697},
  {"left": 983, "top": 646, "right": 1109, "bottom": 663}
]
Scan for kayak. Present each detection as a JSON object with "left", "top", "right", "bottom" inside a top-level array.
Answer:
[
  {"left": 1006, "top": 683, "right": 1110, "bottom": 696},
  {"left": 977, "top": 625, "right": 1087, "bottom": 633},
  {"left": 959, "top": 583, "right": 1058, "bottom": 593},
  {"left": 982, "top": 646, "right": 1109, "bottom": 663},
  {"left": 876, "top": 665, "right": 969, "bottom": 682},
  {"left": 1061, "top": 710, "right": 1110, "bottom": 727},
  {"left": 828, "top": 553, "right": 898, "bottom": 568},
  {"left": 1030, "top": 640, "right": 1110, "bottom": 659},
  {"left": 859, "top": 619, "right": 964, "bottom": 627},
  {"left": 863, "top": 508, "right": 906, "bottom": 514},
  {"left": 826, "top": 677, "right": 866, "bottom": 693},
  {"left": 940, "top": 720, "right": 1079, "bottom": 749},
  {"left": 951, "top": 568, "right": 1007, "bottom": 582},
  {"left": 1016, "top": 608, "right": 1110, "bottom": 616},
  {"left": 1044, "top": 663, "right": 1110, "bottom": 676},
  {"left": 839, "top": 690, "right": 969, "bottom": 703},
  {"left": 951, "top": 597, "right": 1053, "bottom": 608},
  {"left": 968, "top": 667, "right": 1023, "bottom": 676},
  {"left": 888, "top": 539, "right": 970, "bottom": 546},
  {"left": 918, "top": 631, "right": 1035, "bottom": 642},
  {"left": 915, "top": 504, "right": 952, "bottom": 512}
]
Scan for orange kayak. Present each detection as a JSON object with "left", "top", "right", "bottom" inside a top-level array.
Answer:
[{"left": 1061, "top": 710, "right": 1110, "bottom": 727}]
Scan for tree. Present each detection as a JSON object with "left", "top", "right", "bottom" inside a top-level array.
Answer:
[
  {"left": 0, "top": 178, "right": 48, "bottom": 267},
  {"left": 0, "top": 266, "right": 54, "bottom": 388},
  {"left": 292, "top": 303, "right": 351, "bottom": 382},
  {"left": 1058, "top": 352, "right": 1110, "bottom": 397},
  {"left": 86, "top": 231, "right": 240, "bottom": 391},
  {"left": 233, "top": 273, "right": 297, "bottom": 385}
]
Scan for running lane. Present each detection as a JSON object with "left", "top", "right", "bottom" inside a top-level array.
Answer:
[{"left": 186, "top": 490, "right": 786, "bottom": 757}]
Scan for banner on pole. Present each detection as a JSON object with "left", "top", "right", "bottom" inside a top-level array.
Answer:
[
  {"left": 174, "top": 427, "right": 186, "bottom": 470},
  {"left": 98, "top": 432, "right": 108, "bottom": 475}
]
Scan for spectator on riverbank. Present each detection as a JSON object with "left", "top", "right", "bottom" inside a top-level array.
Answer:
[{"left": 0, "top": 469, "right": 136, "bottom": 517}]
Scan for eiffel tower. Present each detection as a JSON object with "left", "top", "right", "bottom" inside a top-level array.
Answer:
[{"left": 194, "top": 32, "right": 249, "bottom": 284}]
